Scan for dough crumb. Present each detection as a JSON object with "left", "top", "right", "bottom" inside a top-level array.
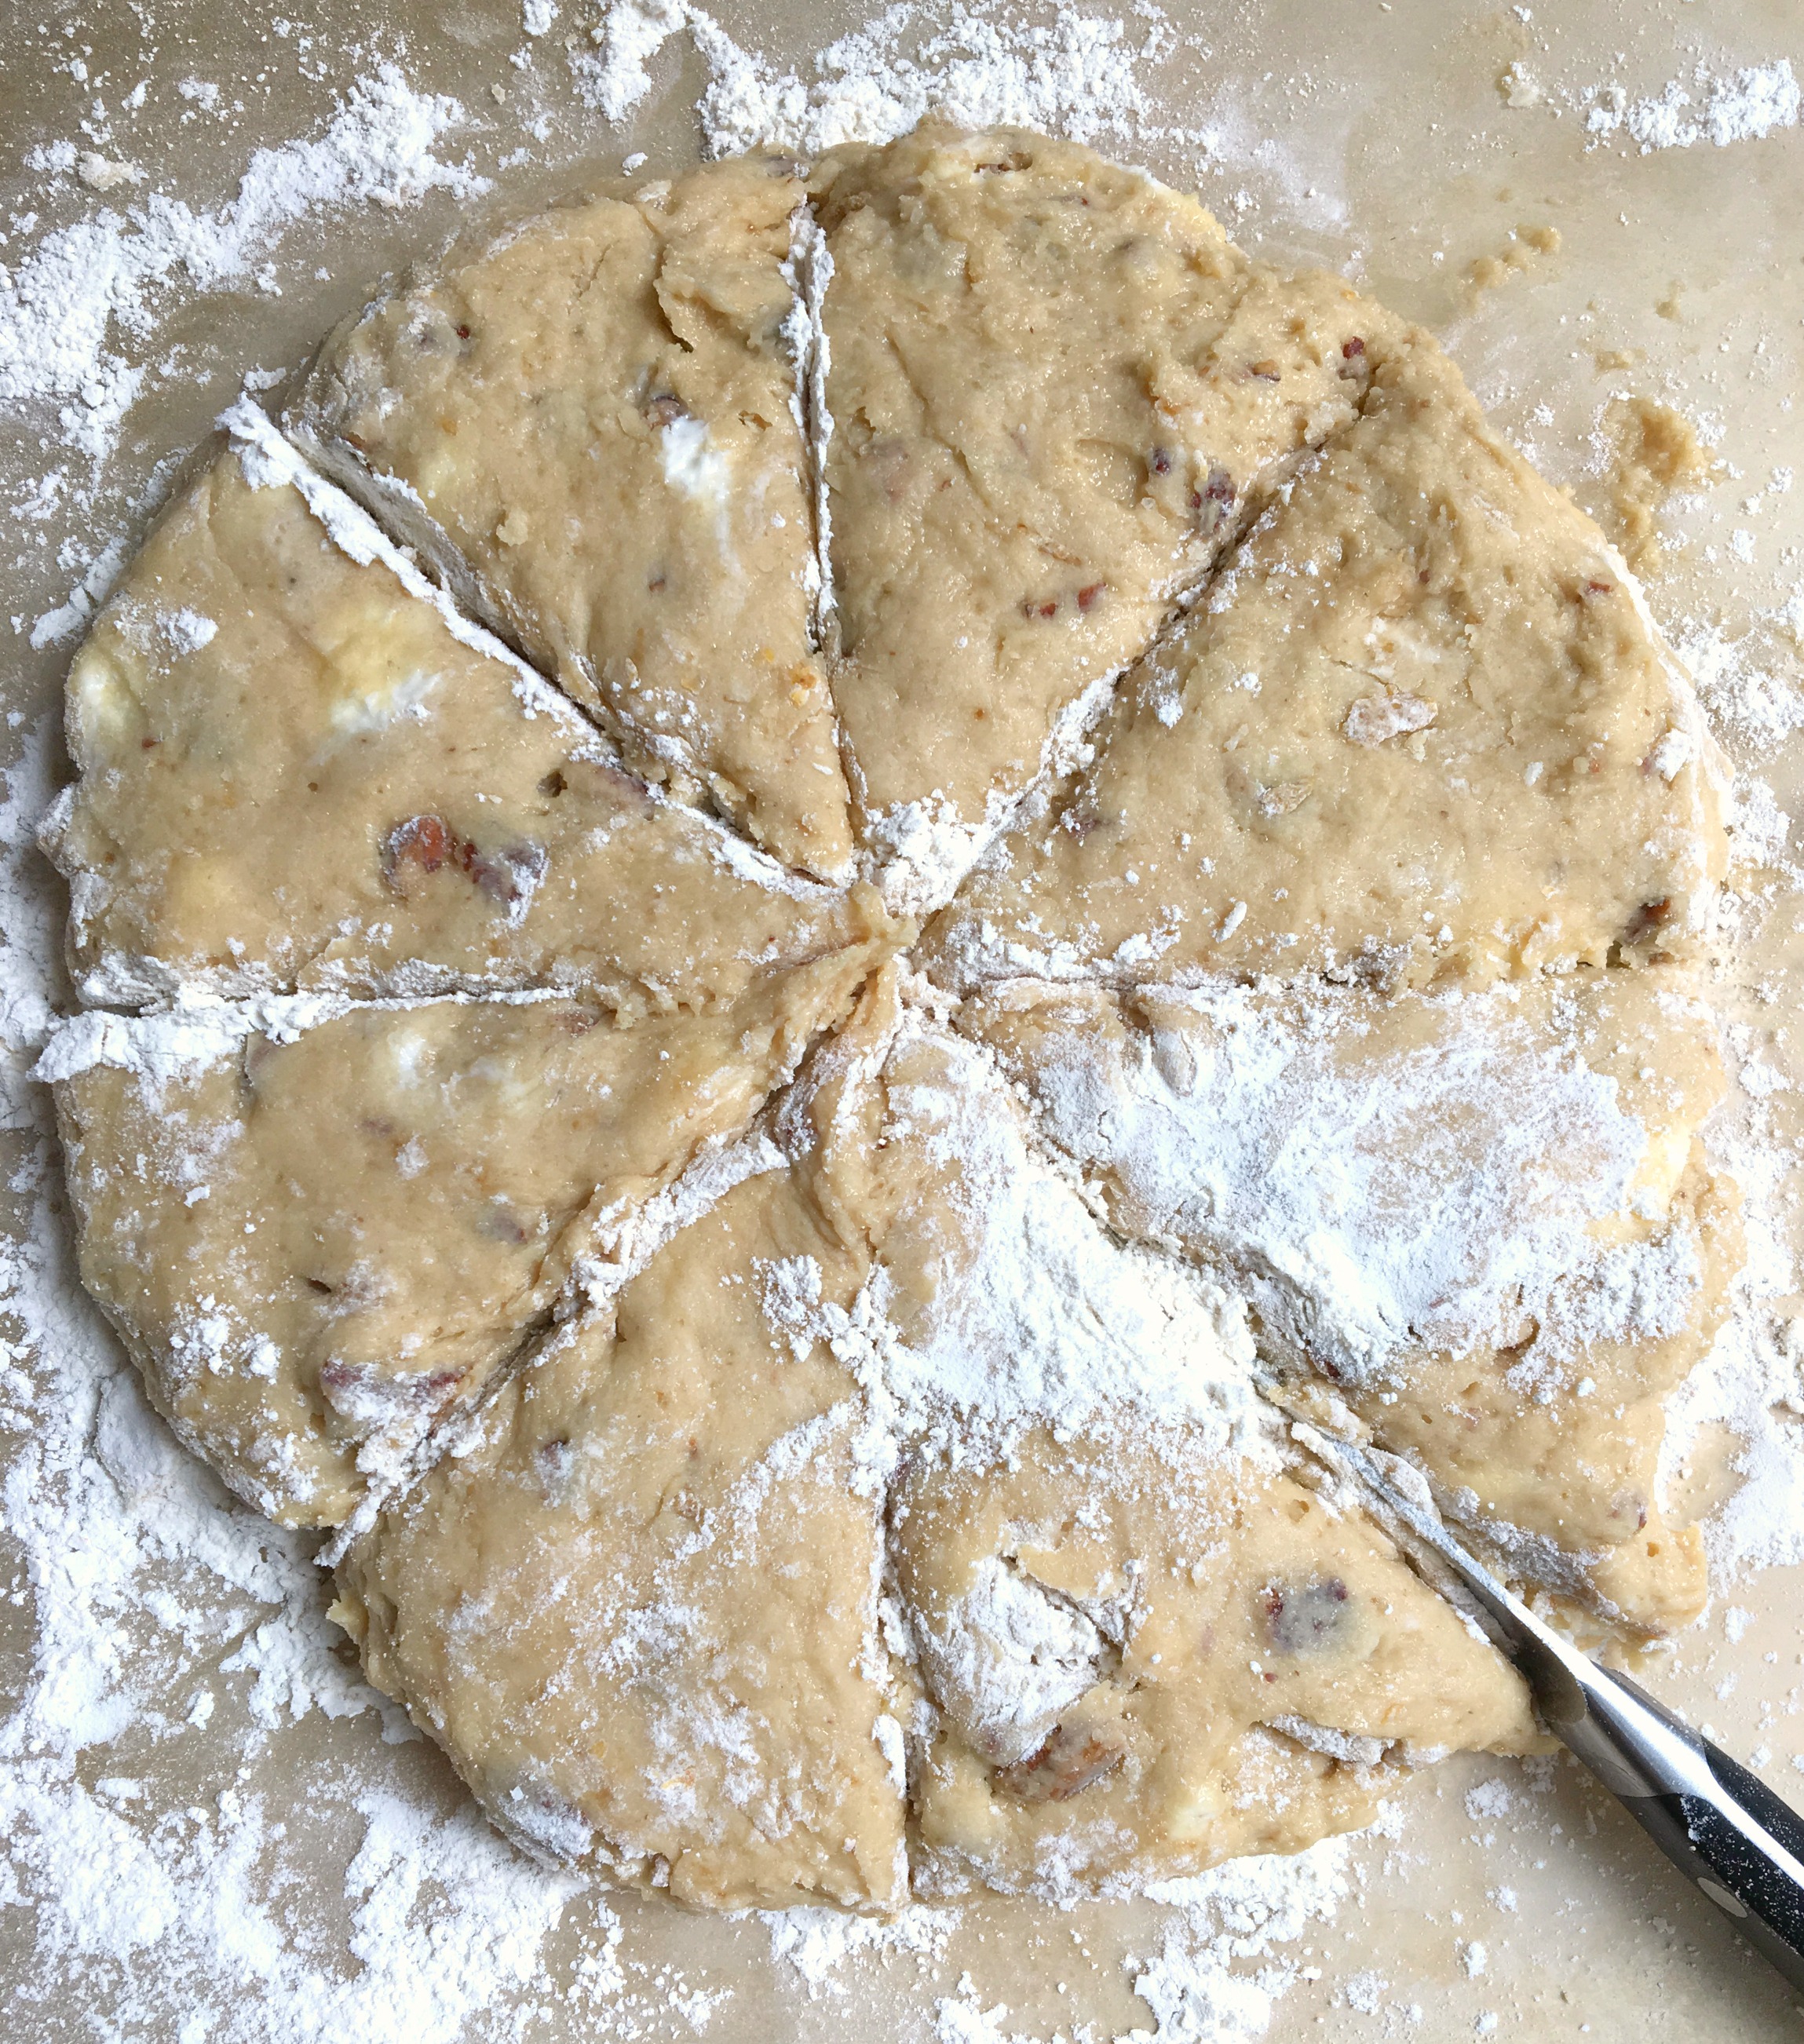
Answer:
[
  {"left": 1601, "top": 396, "right": 1716, "bottom": 571},
  {"left": 1499, "top": 62, "right": 1543, "bottom": 110},
  {"left": 1465, "top": 224, "right": 1561, "bottom": 299},
  {"left": 78, "top": 152, "right": 144, "bottom": 191}
]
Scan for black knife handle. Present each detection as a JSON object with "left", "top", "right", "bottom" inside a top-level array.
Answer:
[{"left": 1617, "top": 1742, "right": 1804, "bottom": 1995}]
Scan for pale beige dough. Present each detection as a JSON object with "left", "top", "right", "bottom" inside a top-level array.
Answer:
[
  {"left": 926, "top": 330, "right": 1725, "bottom": 990},
  {"left": 892, "top": 1433, "right": 1542, "bottom": 1898},
  {"left": 42, "top": 443, "right": 879, "bottom": 1013},
  {"left": 813, "top": 123, "right": 1397, "bottom": 889},
  {"left": 961, "top": 965, "right": 1738, "bottom": 1632},
  {"left": 50, "top": 943, "right": 882, "bottom": 1526},
  {"left": 288, "top": 156, "right": 853, "bottom": 878},
  {"left": 38, "top": 120, "right": 1746, "bottom": 1914},
  {"left": 334, "top": 976, "right": 1537, "bottom": 1904},
  {"left": 334, "top": 973, "right": 907, "bottom": 1911}
]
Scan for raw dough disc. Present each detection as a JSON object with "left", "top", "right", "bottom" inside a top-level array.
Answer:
[
  {"left": 287, "top": 155, "right": 853, "bottom": 880},
  {"left": 926, "top": 332, "right": 1725, "bottom": 991},
  {"left": 36, "top": 119, "right": 1742, "bottom": 1914},
  {"left": 47, "top": 941, "right": 881, "bottom": 1525},
  {"left": 960, "top": 965, "right": 1737, "bottom": 1630},
  {"left": 813, "top": 123, "right": 1397, "bottom": 903},
  {"left": 42, "top": 434, "right": 878, "bottom": 1013}
]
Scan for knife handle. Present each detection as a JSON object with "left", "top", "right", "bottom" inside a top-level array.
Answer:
[{"left": 1571, "top": 1666, "right": 1804, "bottom": 1995}]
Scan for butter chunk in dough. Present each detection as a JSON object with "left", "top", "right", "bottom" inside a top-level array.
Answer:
[
  {"left": 334, "top": 984, "right": 907, "bottom": 1910},
  {"left": 42, "top": 441, "right": 875, "bottom": 1013},
  {"left": 928, "top": 334, "right": 1725, "bottom": 991},
  {"left": 287, "top": 157, "right": 853, "bottom": 878},
  {"left": 813, "top": 123, "right": 1393, "bottom": 898},
  {"left": 964, "top": 966, "right": 1739, "bottom": 1630},
  {"left": 893, "top": 1433, "right": 1540, "bottom": 1898},
  {"left": 46, "top": 944, "right": 879, "bottom": 1527}
]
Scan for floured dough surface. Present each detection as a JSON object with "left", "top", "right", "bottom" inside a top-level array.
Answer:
[
  {"left": 42, "top": 120, "right": 1739, "bottom": 1913},
  {"left": 929, "top": 334, "right": 1724, "bottom": 988},
  {"left": 337, "top": 976, "right": 1538, "bottom": 1903},
  {"left": 961, "top": 967, "right": 1736, "bottom": 1631},
  {"left": 289, "top": 156, "right": 853, "bottom": 879},
  {"left": 893, "top": 1434, "right": 1540, "bottom": 1896},
  {"left": 335, "top": 978, "right": 907, "bottom": 1911}
]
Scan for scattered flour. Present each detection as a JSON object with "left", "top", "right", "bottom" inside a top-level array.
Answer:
[
  {"left": 761, "top": 1898, "right": 952, "bottom": 1995},
  {"left": 1, "top": 63, "right": 488, "bottom": 476},
  {"left": 577, "top": 0, "right": 1159, "bottom": 156},
  {"left": 1124, "top": 1835, "right": 1357, "bottom": 2042},
  {"left": 1584, "top": 60, "right": 1801, "bottom": 154},
  {"left": 1013, "top": 980, "right": 1695, "bottom": 1385},
  {"left": 766, "top": 1017, "right": 1272, "bottom": 1468}
]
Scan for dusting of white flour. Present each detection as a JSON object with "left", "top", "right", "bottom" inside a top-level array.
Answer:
[
  {"left": 579, "top": 0, "right": 1159, "bottom": 157},
  {"left": 5, "top": 60, "right": 487, "bottom": 582}
]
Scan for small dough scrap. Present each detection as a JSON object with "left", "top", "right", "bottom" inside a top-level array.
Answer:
[
  {"left": 927, "top": 332, "right": 1725, "bottom": 991},
  {"left": 813, "top": 123, "right": 1394, "bottom": 900},
  {"left": 49, "top": 944, "right": 881, "bottom": 1526},
  {"left": 287, "top": 156, "right": 853, "bottom": 878},
  {"left": 1602, "top": 394, "right": 1714, "bottom": 573},
  {"left": 891, "top": 1433, "right": 1539, "bottom": 1897},
  {"left": 43, "top": 446, "right": 876, "bottom": 1013},
  {"left": 334, "top": 974, "right": 906, "bottom": 1911},
  {"left": 963, "top": 965, "right": 1737, "bottom": 1630}
]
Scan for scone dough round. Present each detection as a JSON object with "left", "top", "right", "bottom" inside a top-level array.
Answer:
[{"left": 43, "top": 122, "right": 1733, "bottom": 1911}]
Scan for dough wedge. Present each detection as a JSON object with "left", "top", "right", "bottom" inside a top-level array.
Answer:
[
  {"left": 813, "top": 123, "right": 1397, "bottom": 906},
  {"left": 926, "top": 333, "right": 1725, "bottom": 991},
  {"left": 43, "top": 436, "right": 871, "bottom": 1014},
  {"left": 287, "top": 157, "right": 853, "bottom": 878}
]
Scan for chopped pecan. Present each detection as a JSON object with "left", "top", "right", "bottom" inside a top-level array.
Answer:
[
  {"left": 1190, "top": 465, "right": 1237, "bottom": 534},
  {"left": 1263, "top": 1577, "right": 1358, "bottom": 1656},
  {"left": 1623, "top": 897, "right": 1673, "bottom": 945},
  {"left": 467, "top": 840, "right": 549, "bottom": 916},
  {"left": 994, "top": 1722, "right": 1124, "bottom": 1803},
  {"left": 383, "top": 813, "right": 469, "bottom": 889},
  {"left": 382, "top": 815, "right": 546, "bottom": 922}
]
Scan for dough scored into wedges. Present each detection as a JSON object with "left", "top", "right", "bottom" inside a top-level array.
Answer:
[
  {"left": 334, "top": 976, "right": 907, "bottom": 1911},
  {"left": 287, "top": 155, "right": 853, "bottom": 879},
  {"left": 39, "top": 118, "right": 1744, "bottom": 1918},
  {"left": 43, "top": 943, "right": 880, "bottom": 1526},
  {"left": 815, "top": 125, "right": 1397, "bottom": 905},
  {"left": 962, "top": 966, "right": 1738, "bottom": 1632},
  {"left": 928, "top": 331, "right": 1725, "bottom": 990},
  {"left": 42, "top": 429, "right": 875, "bottom": 1014}
]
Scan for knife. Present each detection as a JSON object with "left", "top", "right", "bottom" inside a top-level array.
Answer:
[{"left": 1296, "top": 1421, "right": 1804, "bottom": 1996}]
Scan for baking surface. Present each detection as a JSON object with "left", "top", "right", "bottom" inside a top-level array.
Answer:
[{"left": 3, "top": 2, "right": 1804, "bottom": 2038}]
